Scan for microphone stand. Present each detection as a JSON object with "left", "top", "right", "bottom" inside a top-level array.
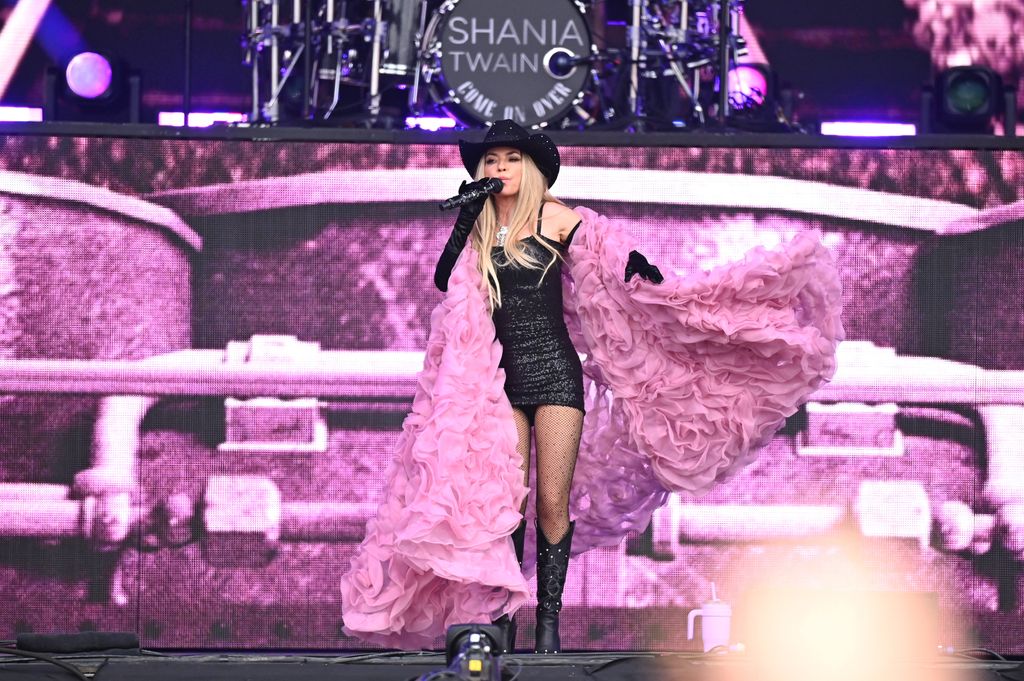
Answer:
[{"left": 183, "top": 0, "right": 192, "bottom": 126}]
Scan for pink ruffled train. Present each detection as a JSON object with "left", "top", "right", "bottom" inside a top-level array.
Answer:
[{"left": 339, "top": 207, "right": 844, "bottom": 648}]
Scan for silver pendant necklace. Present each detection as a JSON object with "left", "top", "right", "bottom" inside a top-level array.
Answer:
[{"left": 496, "top": 224, "right": 509, "bottom": 247}]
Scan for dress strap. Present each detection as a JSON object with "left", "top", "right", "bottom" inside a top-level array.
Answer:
[
  {"left": 536, "top": 202, "right": 545, "bottom": 234},
  {"left": 564, "top": 220, "right": 582, "bottom": 247}
]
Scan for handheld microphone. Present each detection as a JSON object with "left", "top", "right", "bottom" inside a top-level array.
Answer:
[{"left": 439, "top": 177, "right": 504, "bottom": 210}]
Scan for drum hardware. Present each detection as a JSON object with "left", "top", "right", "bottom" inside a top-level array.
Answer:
[
  {"left": 368, "top": 0, "right": 384, "bottom": 116},
  {"left": 621, "top": 0, "right": 748, "bottom": 130},
  {"left": 243, "top": 0, "right": 291, "bottom": 123},
  {"left": 380, "top": 0, "right": 424, "bottom": 76},
  {"left": 313, "top": 5, "right": 377, "bottom": 119},
  {"left": 406, "top": 0, "right": 433, "bottom": 119},
  {"left": 584, "top": 55, "right": 618, "bottom": 124},
  {"left": 244, "top": 0, "right": 381, "bottom": 124},
  {"left": 314, "top": 39, "right": 369, "bottom": 120},
  {"left": 715, "top": 0, "right": 737, "bottom": 123},
  {"left": 407, "top": 0, "right": 601, "bottom": 128},
  {"left": 240, "top": 0, "right": 757, "bottom": 129},
  {"left": 627, "top": 0, "right": 642, "bottom": 123}
]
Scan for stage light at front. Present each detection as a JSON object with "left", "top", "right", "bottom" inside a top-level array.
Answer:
[
  {"left": 405, "top": 116, "right": 458, "bottom": 132},
  {"left": 425, "top": 624, "right": 504, "bottom": 681},
  {"left": 0, "top": 106, "right": 43, "bottom": 122},
  {"left": 159, "top": 111, "right": 247, "bottom": 127},
  {"left": 820, "top": 121, "right": 916, "bottom": 137}
]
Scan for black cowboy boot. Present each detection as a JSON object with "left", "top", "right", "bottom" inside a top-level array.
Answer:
[
  {"left": 493, "top": 520, "right": 527, "bottom": 653},
  {"left": 534, "top": 520, "right": 575, "bottom": 654}
]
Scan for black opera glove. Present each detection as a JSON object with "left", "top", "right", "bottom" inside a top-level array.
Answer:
[
  {"left": 452, "top": 180, "right": 490, "bottom": 234},
  {"left": 433, "top": 181, "right": 490, "bottom": 292},
  {"left": 624, "top": 250, "right": 664, "bottom": 284}
]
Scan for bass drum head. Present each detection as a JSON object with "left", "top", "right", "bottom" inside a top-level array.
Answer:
[{"left": 428, "top": 0, "right": 593, "bottom": 128}]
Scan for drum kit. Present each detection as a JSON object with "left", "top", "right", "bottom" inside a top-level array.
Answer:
[{"left": 242, "top": 0, "right": 750, "bottom": 129}]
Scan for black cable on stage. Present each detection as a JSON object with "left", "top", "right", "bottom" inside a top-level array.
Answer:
[
  {"left": 328, "top": 650, "right": 438, "bottom": 664},
  {"left": 0, "top": 646, "right": 89, "bottom": 681},
  {"left": 954, "top": 647, "right": 1010, "bottom": 661}
]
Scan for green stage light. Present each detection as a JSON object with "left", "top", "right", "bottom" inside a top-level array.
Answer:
[
  {"left": 922, "top": 65, "right": 1016, "bottom": 135},
  {"left": 941, "top": 67, "right": 1000, "bottom": 121}
]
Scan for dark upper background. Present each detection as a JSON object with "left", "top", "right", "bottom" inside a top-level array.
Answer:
[
  {"left": 0, "top": 0, "right": 1010, "bottom": 125},
  {"left": 743, "top": 0, "right": 932, "bottom": 121},
  {"left": 2, "top": 0, "right": 248, "bottom": 113}
]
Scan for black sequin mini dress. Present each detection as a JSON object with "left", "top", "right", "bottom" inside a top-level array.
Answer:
[{"left": 491, "top": 206, "right": 584, "bottom": 419}]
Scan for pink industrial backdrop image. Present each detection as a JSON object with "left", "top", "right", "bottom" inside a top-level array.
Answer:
[{"left": 0, "top": 134, "right": 1022, "bottom": 653}]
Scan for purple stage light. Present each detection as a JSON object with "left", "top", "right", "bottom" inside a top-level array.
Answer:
[
  {"left": 158, "top": 111, "right": 247, "bottom": 127},
  {"left": 65, "top": 52, "right": 113, "bottom": 99},
  {"left": 820, "top": 121, "right": 917, "bottom": 137},
  {"left": 0, "top": 106, "right": 42, "bottom": 122},
  {"left": 405, "top": 116, "right": 457, "bottom": 132},
  {"left": 728, "top": 64, "right": 770, "bottom": 107}
]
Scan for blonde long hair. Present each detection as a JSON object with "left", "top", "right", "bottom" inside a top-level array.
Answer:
[{"left": 470, "top": 153, "right": 565, "bottom": 310}]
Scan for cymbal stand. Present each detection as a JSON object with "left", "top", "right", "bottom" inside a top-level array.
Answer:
[
  {"left": 716, "top": 0, "right": 731, "bottom": 123},
  {"left": 646, "top": 3, "right": 705, "bottom": 125},
  {"left": 575, "top": 55, "right": 619, "bottom": 127},
  {"left": 244, "top": 0, "right": 309, "bottom": 124},
  {"left": 406, "top": 0, "right": 431, "bottom": 117},
  {"left": 622, "top": 0, "right": 747, "bottom": 129},
  {"left": 245, "top": 0, "right": 380, "bottom": 123},
  {"left": 245, "top": 0, "right": 260, "bottom": 121},
  {"left": 243, "top": 0, "right": 283, "bottom": 122},
  {"left": 367, "top": 0, "right": 384, "bottom": 117},
  {"left": 316, "top": 3, "right": 375, "bottom": 119},
  {"left": 627, "top": 0, "right": 644, "bottom": 127}
]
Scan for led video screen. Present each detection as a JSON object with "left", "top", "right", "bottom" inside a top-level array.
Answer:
[{"left": 0, "top": 133, "right": 1022, "bottom": 653}]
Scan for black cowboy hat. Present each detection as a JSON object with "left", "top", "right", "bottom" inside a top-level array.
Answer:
[{"left": 458, "top": 119, "right": 561, "bottom": 187}]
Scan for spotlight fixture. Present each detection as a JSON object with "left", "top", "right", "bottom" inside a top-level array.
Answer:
[
  {"left": 727, "top": 63, "right": 773, "bottom": 110},
  {"left": 65, "top": 51, "right": 115, "bottom": 100},
  {"left": 921, "top": 65, "right": 1017, "bottom": 135},
  {"left": 723, "top": 63, "right": 795, "bottom": 132},
  {"left": 432, "top": 624, "right": 504, "bottom": 681},
  {"left": 44, "top": 51, "right": 141, "bottom": 123}
]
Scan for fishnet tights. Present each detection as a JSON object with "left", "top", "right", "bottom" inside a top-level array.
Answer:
[{"left": 511, "top": 405, "right": 584, "bottom": 543}]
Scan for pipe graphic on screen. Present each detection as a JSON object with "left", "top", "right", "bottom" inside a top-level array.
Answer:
[{"left": 0, "top": 138, "right": 1021, "bottom": 653}]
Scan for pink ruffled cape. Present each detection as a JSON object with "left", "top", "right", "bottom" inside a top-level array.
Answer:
[{"left": 339, "top": 207, "right": 844, "bottom": 648}]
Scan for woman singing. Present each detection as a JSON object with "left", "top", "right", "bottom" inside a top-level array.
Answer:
[{"left": 340, "top": 120, "right": 844, "bottom": 654}]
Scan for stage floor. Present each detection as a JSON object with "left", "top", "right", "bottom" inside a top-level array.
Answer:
[{"left": 0, "top": 651, "right": 1019, "bottom": 681}]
